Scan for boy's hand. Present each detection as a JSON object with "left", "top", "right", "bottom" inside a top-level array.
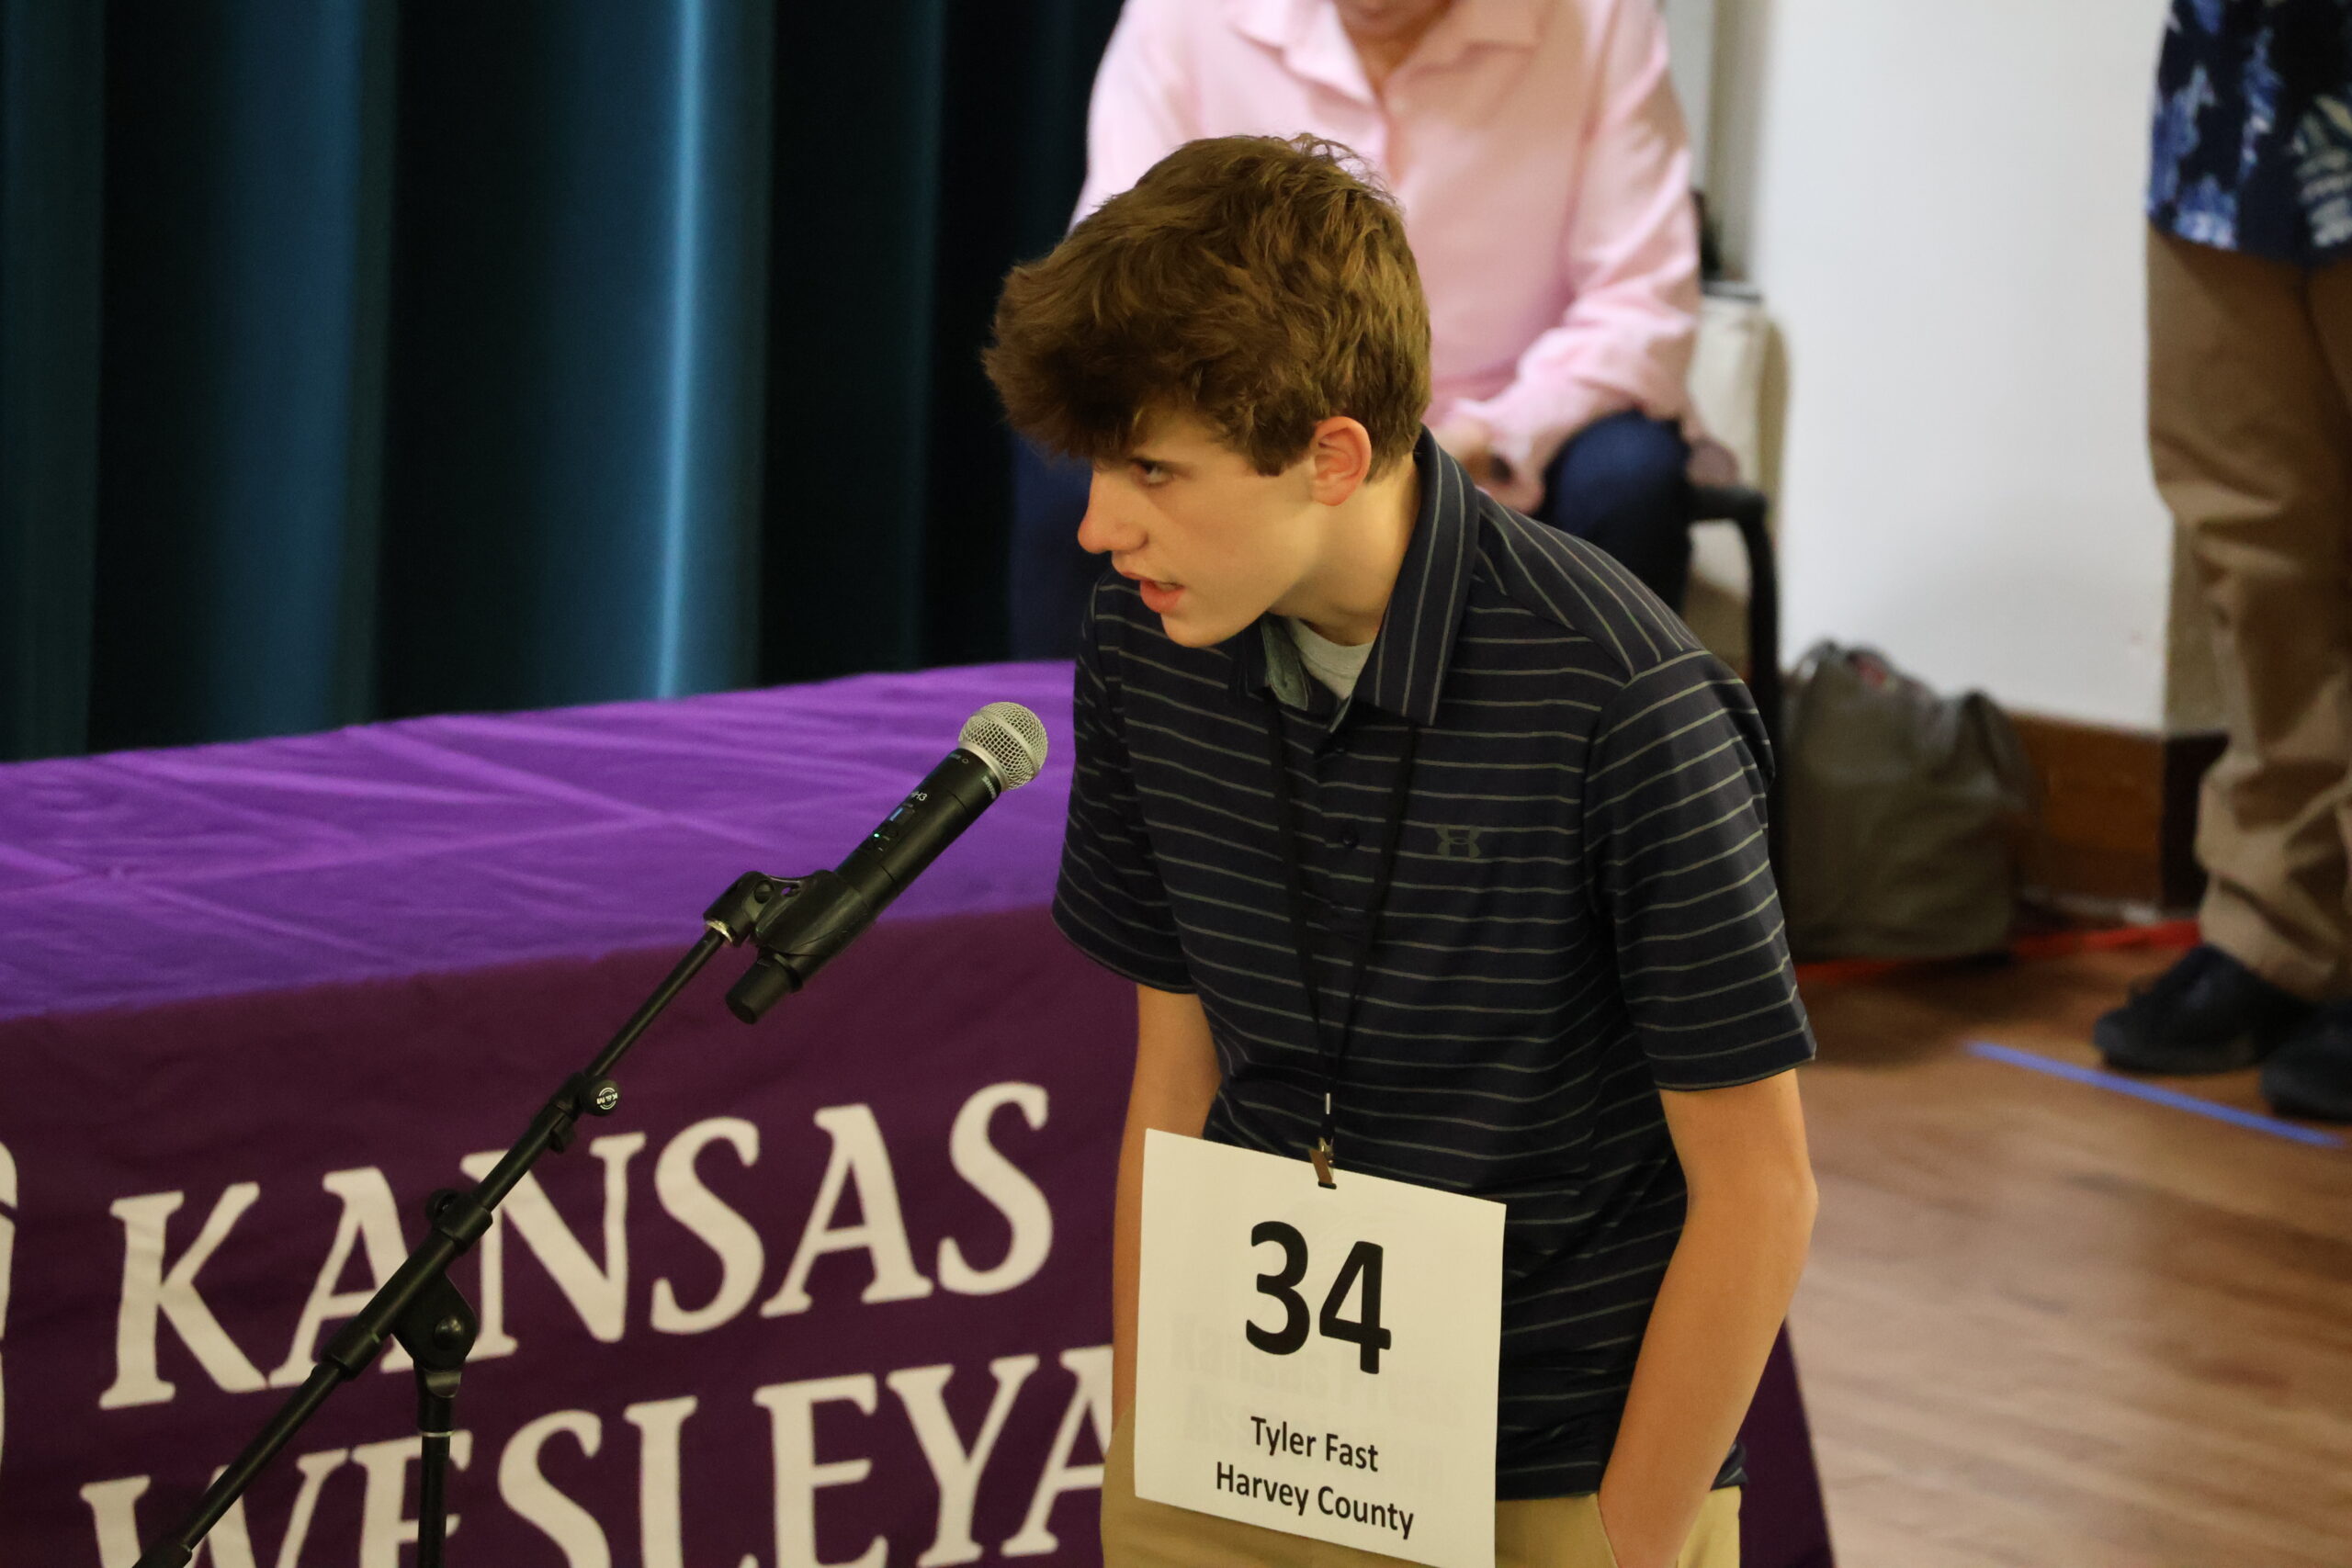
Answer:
[
  {"left": 1597, "top": 1495, "right": 1670, "bottom": 1568},
  {"left": 1111, "top": 986, "right": 1223, "bottom": 1424},
  {"left": 1600, "top": 1071, "right": 1815, "bottom": 1568}
]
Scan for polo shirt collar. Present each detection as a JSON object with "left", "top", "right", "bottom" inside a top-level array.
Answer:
[
  {"left": 1231, "top": 428, "right": 1478, "bottom": 730},
  {"left": 1225, "top": 0, "right": 1541, "bottom": 99}
]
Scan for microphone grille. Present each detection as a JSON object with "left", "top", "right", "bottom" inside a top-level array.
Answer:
[{"left": 959, "top": 702, "right": 1049, "bottom": 790}]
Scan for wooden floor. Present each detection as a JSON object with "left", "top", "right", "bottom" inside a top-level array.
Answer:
[{"left": 1792, "top": 948, "right": 2352, "bottom": 1568}]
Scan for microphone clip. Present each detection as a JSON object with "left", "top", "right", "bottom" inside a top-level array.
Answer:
[
  {"left": 701, "top": 871, "right": 804, "bottom": 945},
  {"left": 702, "top": 870, "right": 876, "bottom": 1024}
]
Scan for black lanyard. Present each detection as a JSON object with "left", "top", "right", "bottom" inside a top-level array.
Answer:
[{"left": 1261, "top": 695, "right": 1419, "bottom": 1186}]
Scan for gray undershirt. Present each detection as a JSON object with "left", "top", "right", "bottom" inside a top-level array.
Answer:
[{"left": 1284, "top": 616, "right": 1375, "bottom": 698}]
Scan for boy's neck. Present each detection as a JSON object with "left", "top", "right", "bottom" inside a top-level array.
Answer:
[{"left": 1284, "top": 459, "right": 1422, "bottom": 649}]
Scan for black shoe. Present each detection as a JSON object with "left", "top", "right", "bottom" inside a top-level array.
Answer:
[
  {"left": 2093, "top": 943, "right": 2312, "bottom": 1075},
  {"left": 2260, "top": 1000, "right": 2352, "bottom": 1122}
]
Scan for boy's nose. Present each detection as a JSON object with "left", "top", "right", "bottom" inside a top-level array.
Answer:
[{"left": 1076, "top": 474, "right": 1143, "bottom": 557}]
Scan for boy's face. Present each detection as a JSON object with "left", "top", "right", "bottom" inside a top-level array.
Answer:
[{"left": 1078, "top": 414, "right": 1327, "bottom": 649}]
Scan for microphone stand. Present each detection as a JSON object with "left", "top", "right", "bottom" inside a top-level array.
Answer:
[{"left": 133, "top": 869, "right": 817, "bottom": 1568}]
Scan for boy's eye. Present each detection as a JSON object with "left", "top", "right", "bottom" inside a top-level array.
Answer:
[{"left": 1132, "top": 459, "right": 1169, "bottom": 484}]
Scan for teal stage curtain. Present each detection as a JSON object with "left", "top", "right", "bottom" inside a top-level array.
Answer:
[{"left": 0, "top": 0, "right": 1121, "bottom": 761}]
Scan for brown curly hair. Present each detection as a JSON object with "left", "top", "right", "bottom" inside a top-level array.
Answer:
[{"left": 984, "top": 134, "right": 1430, "bottom": 478}]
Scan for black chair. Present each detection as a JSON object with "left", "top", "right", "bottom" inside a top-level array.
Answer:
[{"left": 1689, "top": 483, "right": 1783, "bottom": 873}]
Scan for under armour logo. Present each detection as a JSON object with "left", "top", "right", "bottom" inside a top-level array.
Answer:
[{"left": 1430, "top": 825, "right": 1485, "bottom": 860}]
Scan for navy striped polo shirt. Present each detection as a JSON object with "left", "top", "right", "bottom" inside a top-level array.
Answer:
[{"left": 1055, "top": 431, "right": 1816, "bottom": 1498}]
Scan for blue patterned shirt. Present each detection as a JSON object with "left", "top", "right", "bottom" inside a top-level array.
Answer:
[{"left": 2148, "top": 0, "right": 2352, "bottom": 265}]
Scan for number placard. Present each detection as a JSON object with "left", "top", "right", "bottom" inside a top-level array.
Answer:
[{"left": 1135, "top": 1131, "right": 1505, "bottom": 1568}]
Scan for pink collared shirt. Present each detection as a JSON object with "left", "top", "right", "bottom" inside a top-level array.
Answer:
[{"left": 1077, "top": 0, "right": 1701, "bottom": 504}]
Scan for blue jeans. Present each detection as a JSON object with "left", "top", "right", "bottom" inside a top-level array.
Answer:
[
  {"left": 1539, "top": 409, "right": 1692, "bottom": 614},
  {"left": 1006, "top": 412, "right": 1691, "bottom": 660}
]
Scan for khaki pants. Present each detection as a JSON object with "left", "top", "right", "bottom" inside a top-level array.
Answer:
[
  {"left": 1101, "top": 1416, "right": 1740, "bottom": 1568},
  {"left": 2151, "top": 229, "right": 2352, "bottom": 999}
]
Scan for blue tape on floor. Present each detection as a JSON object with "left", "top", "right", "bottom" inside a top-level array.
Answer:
[{"left": 1965, "top": 1041, "right": 2345, "bottom": 1148}]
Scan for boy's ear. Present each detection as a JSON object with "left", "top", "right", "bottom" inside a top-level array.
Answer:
[{"left": 1304, "top": 416, "right": 1376, "bottom": 505}]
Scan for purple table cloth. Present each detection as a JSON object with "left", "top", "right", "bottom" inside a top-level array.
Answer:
[
  {"left": 0, "top": 663, "right": 1830, "bottom": 1567},
  {"left": 0, "top": 665, "right": 1075, "bottom": 1022}
]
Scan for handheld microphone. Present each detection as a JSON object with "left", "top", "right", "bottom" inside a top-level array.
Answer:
[{"left": 725, "top": 701, "right": 1049, "bottom": 1021}]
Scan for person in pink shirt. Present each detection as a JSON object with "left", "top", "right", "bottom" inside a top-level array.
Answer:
[{"left": 1008, "top": 0, "right": 1705, "bottom": 658}]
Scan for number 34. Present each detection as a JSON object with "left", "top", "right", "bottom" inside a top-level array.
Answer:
[{"left": 1246, "top": 1221, "right": 1392, "bottom": 1373}]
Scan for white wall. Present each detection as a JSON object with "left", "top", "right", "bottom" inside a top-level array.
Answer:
[
  {"left": 1710, "top": 0, "right": 2177, "bottom": 730},
  {"left": 1663, "top": 0, "right": 1717, "bottom": 189}
]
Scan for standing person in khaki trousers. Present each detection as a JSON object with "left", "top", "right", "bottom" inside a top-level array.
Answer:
[{"left": 2097, "top": 0, "right": 2352, "bottom": 1121}]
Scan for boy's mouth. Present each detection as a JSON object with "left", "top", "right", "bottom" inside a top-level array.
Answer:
[{"left": 1118, "top": 565, "right": 1184, "bottom": 614}]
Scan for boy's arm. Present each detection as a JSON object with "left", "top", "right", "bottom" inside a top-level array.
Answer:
[
  {"left": 1599, "top": 1070, "right": 1817, "bottom": 1568},
  {"left": 1111, "top": 983, "right": 1224, "bottom": 1425}
]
